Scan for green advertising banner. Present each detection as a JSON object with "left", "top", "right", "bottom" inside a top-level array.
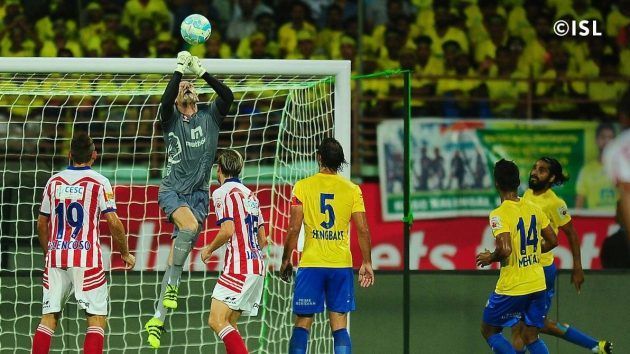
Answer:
[{"left": 378, "top": 119, "right": 617, "bottom": 221}]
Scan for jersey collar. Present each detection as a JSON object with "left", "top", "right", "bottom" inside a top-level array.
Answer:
[
  {"left": 67, "top": 165, "right": 92, "bottom": 170},
  {"left": 224, "top": 177, "right": 241, "bottom": 184}
]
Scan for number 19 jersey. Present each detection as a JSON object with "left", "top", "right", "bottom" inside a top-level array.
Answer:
[
  {"left": 291, "top": 173, "right": 365, "bottom": 268},
  {"left": 489, "top": 198, "right": 550, "bottom": 296},
  {"left": 39, "top": 166, "right": 117, "bottom": 269}
]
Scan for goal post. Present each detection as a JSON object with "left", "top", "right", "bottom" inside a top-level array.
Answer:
[{"left": 0, "top": 58, "right": 351, "bottom": 353}]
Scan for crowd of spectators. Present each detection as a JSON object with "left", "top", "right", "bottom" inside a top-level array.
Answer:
[{"left": 1, "top": 0, "right": 629, "bottom": 119}]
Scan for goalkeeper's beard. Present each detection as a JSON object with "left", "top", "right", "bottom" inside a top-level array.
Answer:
[{"left": 179, "top": 93, "right": 198, "bottom": 107}]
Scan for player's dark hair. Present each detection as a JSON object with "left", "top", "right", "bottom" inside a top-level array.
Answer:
[
  {"left": 217, "top": 149, "right": 243, "bottom": 178},
  {"left": 317, "top": 137, "right": 347, "bottom": 172},
  {"left": 494, "top": 159, "right": 520, "bottom": 192},
  {"left": 539, "top": 157, "right": 569, "bottom": 186},
  {"left": 70, "top": 132, "right": 95, "bottom": 164},
  {"left": 596, "top": 122, "right": 615, "bottom": 137}
]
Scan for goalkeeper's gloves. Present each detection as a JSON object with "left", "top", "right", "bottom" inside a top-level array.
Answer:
[
  {"left": 189, "top": 56, "right": 207, "bottom": 77},
  {"left": 176, "top": 51, "right": 192, "bottom": 74}
]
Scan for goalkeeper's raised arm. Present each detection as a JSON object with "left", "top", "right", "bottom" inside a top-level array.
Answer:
[{"left": 145, "top": 51, "right": 233, "bottom": 349}]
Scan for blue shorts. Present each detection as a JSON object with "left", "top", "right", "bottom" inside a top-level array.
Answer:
[
  {"left": 482, "top": 291, "right": 547, "bottom": 329},
  {"left": 158, "top": 189, "right": 209, "bottom": 238},
  {"left": 293, "top": 267, "right": 355, "bottom": 315},
  {"left": 543, "top": 264, "right": 557, "bottom": 314}
]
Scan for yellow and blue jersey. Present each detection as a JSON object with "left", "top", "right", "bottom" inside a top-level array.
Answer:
[
  {"left": 291, "top": 173, "right": 365, "bottom": 268},
  {"left": 489, "top": 198, "right": 550, "bottom": 296},
  {"left": 523, "top": 188, "right": 571, "bottom": 267}
]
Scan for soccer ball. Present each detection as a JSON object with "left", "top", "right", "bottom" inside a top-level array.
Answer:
[{"left": 180, "top": 14, "right": 212, "bottom": 45}]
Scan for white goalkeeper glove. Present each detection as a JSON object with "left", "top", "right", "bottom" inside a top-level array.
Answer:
[
  {"left": 175, "top": 51, "right": 192, "bottom": 74},
  {"left": 189, "top": 56, "right": 207, "bottom": 77}
]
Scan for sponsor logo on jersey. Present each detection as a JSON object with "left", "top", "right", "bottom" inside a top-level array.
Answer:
[
  {"left": 490, "top": 216, "right": 502, "bottom": 231},
  {"left": 558, "top": 205, "right": 568, "bottom": 218},
  {"left": 55, "top": 185, "right": 85, "bottom": 200}
]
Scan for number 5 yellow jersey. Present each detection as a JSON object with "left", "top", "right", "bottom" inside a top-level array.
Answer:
[
  {"left": 291, "top": 173, "right": 365, "bottom": 268},
  {"left": 489, "top": 198, "right": 551, "bottom": 296}
]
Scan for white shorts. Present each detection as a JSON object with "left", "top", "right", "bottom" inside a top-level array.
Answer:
[
  {"left": 42, "top": 267, "right": 108, "bottom": 316},
  {"left": 212, "top": 273, "right": 264, "bottom": 316}
]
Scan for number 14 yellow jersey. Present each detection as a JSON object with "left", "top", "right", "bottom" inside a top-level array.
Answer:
[
  {"left": 292, "top": 173, "right": 365, "bottom": 268},
  {"left": 489, "top": 198, "right": 550, "bottom": 296}
]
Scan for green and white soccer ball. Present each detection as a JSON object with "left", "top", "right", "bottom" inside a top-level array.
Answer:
[{"left": 180, "top": 14, "right": 212, "bottom": 45}]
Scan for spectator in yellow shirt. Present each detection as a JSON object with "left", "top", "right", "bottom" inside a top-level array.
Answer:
[
  {"left": 485, "top": 46, "right": 528, "bottom": 117},
  {"left": 606, "top": 0, "right": 630, "bottom": 38},
  {"left": 40, "top": 30, "right": 82, "bottom": 57},
  {"left": 576, "top": 123, "right": 618, "bottom": 209},
  {"left": 79, "top": 2, "right": 105, "bottom": 46},
  {"left": 377, "top": 28, "right": 406, "bottom": 70},
  {"left": 278, "top": 2, "right": 316, "bottom": 58},
  {"left": 587, "top": 55, "right": 628, "bottom": 118},
  {"left": 287, "top": 30, "right": 327, "bottom": 59},
  {"left": 122, "top": 0, "right": 171, "bottom": 34},
  {"left": 536, "top": 46, "right": 586, "bottom": 118},
  {"left": 424, "top": 2, "right": 469, "bottom": 57},
  {"left": 474, "top": 14, "right": 509, "bottom": 75},
  {"left": 1, "top": 16, "right": 39, "bottom": 56},
  {"left": 249, "top": 32, "right": 273, "bottom": 59},
  {"left": 317, "top": 4, "right": 344, "bottom": 59},
  {"left": 191, "top": 31, "right": 232, "bottom": 59},
  {"left": 236, "top": 13, "right": 279, "bottom": 59}
]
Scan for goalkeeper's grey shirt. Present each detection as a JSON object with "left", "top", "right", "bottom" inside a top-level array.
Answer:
[{"left": 159, "top": 102, "right": 225, "bottom": 194}]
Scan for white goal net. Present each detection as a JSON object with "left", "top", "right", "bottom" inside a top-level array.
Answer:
[{"left": 0, "top": 58, "right": 350, "bottom": 353}]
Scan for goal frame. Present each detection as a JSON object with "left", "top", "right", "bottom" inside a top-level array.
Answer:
[{"left": 0, "top": 57, "right": 351, "bottom": 178}]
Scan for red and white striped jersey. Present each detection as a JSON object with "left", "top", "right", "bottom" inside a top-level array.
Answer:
[
  {"left": 212, "top": 178, "right": 265, "bottom": 275},
  {"left": 39, "top": 166, "right": 117, "bottom": 268}
]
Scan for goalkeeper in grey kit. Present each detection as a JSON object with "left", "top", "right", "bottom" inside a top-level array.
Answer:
[{"left": 145, "top": 51, "right": 234, "bottom": 349}]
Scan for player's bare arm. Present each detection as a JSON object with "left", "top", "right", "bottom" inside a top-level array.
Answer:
[
  {"left": 37, "top": 214, "right": 49, "bottom": 255},
  {"left": 540, "top": 225, "right": 558, "bottom": 253},
  {"left": 476, "top": 233, "right": 511, "bottom": 267},
  {"left": 618, "top": 182, "right": 630, "bottom": 234},
  {"left": 257, "top": 225, "right": 268, "bottom": 249},
  {"left": 352, "top": 211, "right": 374, "bottom": 287},
  {"left": 105, "top": 212, "right": 135, "bottom": 269},
  {"left": 201, "top": 220, "right": 235, "bottom": 263},
  {"left": 558, "top": 220, "right": 584, "bottom": 292},
  {"left": 280, "top": 204, "right": 304, "bottom": 281}
]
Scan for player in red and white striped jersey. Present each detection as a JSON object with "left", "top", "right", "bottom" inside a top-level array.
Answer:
[
  {"left": 201, "top": 150, "right": 267, "bottom": 354},
  {"left": 604, "top": 90, "right": 630, "bottom": 232},
  {"left": 32, "top": 133, "right": 135, "bottom": 354}
]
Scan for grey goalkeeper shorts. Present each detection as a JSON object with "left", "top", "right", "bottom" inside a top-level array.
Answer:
[{"left": 158, "top": 189, "right": 210, "bottom": 237}]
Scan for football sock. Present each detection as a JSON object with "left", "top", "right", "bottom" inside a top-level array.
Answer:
[
  {"left": 218, "top": 326, "right": 248, "bottom": 354},
  {"left": 487, "top": 333, "right": 516, "bottom": 354},
  {"left": 289, "top": 327, "right": 309, "bottom": 354},
  {"left": 563, "top": 326, "right": 598, "bottom": 350},
  {"left": 154, "top": 266, "right": 170, "bottom": 321},
  {"left": 84, "top": 326, "right": 105, "bottom": 354},
  {"left": 333, "top": 328, "right": 352, "bottom": 354},
  {"left": 32, "top": 324, "right": 54, "bottom": 354},
  {"left": 527, "top": 339, "right": 549, "bottom": 354}
]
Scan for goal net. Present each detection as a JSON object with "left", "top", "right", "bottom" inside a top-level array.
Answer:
[{"left": 0, "top": 58, "right": 350, "bottom": 353}]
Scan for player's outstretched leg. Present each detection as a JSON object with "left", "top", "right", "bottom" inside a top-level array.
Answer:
[
  {"left": 84, "top": 315, "right": 106, "bottom": 354},
  {"left": 542, "top": 319, "right": 613, "bottom": 354},
  {"left": 145, "top": 264, "right": 171, "bottom": 348},
  {"left": 32, "top": 314, "right": 57, "bottom": 354},
  {"left": 163, "top": 208, "right": 201, "bottom": 310}
]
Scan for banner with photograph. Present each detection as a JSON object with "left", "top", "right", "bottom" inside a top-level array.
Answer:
[{"left": 378, "top": 119, "right": 617, "bottom": 220}]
